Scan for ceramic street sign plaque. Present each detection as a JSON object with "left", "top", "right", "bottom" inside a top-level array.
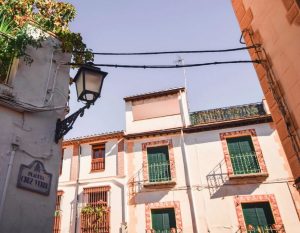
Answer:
[{"left": 17, "top": 160, "right": 52, "bottom": 196}]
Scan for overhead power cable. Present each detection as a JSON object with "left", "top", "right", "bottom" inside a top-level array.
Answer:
[
  {"left": 74, "top": 45, "right": 259, "bottom": 56},
  {"left": 68, "top": 60, "right": 261, "bottom": 69}
]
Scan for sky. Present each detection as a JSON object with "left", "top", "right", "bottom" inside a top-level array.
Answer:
[{"left": 63, "top": 0, "right": 263, "bottom": 139}]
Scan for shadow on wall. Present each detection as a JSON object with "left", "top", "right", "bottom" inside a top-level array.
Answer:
[
  {"left": 206, "top": 159, "right": 229, "bottom": 197},
  {"left": 80, "top": 141, "right": 118, "bottom": 159},
  {"left": 128, "top": 166, "right": 144, "bottom": 201},
  {"left": 69, "top": 194, "right": 78, "bottom": 233},
  {"left": 206, "top": 159, "right": 261, "bottom": 199},
  {"left": 127, "top": 165, "right": 169, "bottom": 205}
]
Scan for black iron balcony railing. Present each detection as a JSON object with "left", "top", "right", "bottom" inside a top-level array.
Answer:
[
  {"left": 146, "top": 228, "right": 182, "bottom": 233},
  {"left": 190, "top": 102, "right": 267, "bottom": 125},
  {"left": 230, "top": 152, "right": 261, "bottom": 175}
]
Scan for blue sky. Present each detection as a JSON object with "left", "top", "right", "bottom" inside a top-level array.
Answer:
[{"left": 64, "top": 0, "right": 263, "bottom": 139}]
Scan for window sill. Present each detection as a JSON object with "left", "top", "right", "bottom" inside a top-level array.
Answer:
[
  {"left": 229, "top": 172, "right": 268, "bottom": 179},
  {"left": 144, "top": 180, "right": 176, "bottom": 188},
  {"left": 90, "top": 169, "right": 105, "bottom": 173}
]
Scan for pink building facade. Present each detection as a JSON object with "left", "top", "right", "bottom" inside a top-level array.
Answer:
[{"left": 231, "top": 0, "right": 300, "bottom": 214}]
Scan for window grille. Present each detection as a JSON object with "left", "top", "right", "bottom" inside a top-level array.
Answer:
[
  {"left": 81, "top": 186, "right": 110, "bottom": 233},
  {"left": 53, "top": 191, "right": 63, "bottom": 233}
]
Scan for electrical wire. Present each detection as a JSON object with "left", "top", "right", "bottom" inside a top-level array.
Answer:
[
  {"left": 73, "top": 45, "right": 259, "bottom": 56},
  {"left": 67, "top": 60, "right": 261, "bottom": 69}
]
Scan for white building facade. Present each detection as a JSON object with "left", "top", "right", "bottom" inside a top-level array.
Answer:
[
  {"left": 58, "top": 132, "right": 126, "bottom": 233},
  {"left": 58, "top": 87, "right": 300, "bottom": 233}
]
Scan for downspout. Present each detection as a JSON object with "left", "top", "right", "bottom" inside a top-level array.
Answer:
[
  {"left": 73, "top": 143, "right": 81, "bottom": 233},
  {"left": 180, "top": 129, "right": 199, "bottom": 233},
  {"left": 178, "top": 90, "right": 199, "bottom": 233},
  {"left": 0, "top": 143, "right": 18, "bottom": 222}
]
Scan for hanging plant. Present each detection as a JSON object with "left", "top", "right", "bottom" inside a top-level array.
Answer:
[
  {"left": 0, "top": 0, "right": 93, "bottom": 71},
  {"left": 81, "top": 204, "right": 107, "bottom": 216}
]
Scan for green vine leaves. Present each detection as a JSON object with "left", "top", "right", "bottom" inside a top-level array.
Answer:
[{"left": 0, "top": 0, "right": 93, "bottom": 68}]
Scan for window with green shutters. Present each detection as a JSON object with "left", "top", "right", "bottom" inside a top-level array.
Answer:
[
  {"left": 151, "top": 208, "right": 176, "bottom": 233},
  {"left": 147, "top": 146, "right": 171, "bottom": 182},
  {"left": 242, "top": 202, "right": 276, "bottom": 232},
  {"left": 226, "top": 136, "right": 261, "bottom": 175}
]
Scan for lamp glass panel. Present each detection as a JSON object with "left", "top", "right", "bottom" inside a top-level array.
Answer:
[
  {"left": 85, "top": 93, "right": 95, "bottom": 101},
  {"left": 75, "top": 71, "right": 84, "bottom": 98},
  {"left": 84, "top": 70, "right": 103, "bottom": 94}
]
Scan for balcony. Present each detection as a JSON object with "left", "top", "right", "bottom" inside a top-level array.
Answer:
[
  {"left": 128, "top": 161, "right": 176, "bottom": 198},
  {"left": 146, "top": 229, "right": 182, "bottom": 233},
  {"left": 148, "top": 161, "right": 172, "bottom": 182},
  {"left": 244, "top": 224, "right": 285, "bottom": 233},
  {"left": 229, "top": 152, "right": 268, "bottom": 179},
  {"left": 231, "top": 152, "right": 261, "bottom": 174},
  {"left": 144, "top": 161, "right": 176, "bottom": 187},
  {"left": 91, "top": 158, "right": 105, "bottom": 172},
  {"left": 190, "top": 102, "right": 267, "bottom": 126}
]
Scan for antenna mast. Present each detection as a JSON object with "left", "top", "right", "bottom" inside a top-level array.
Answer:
[{"left": 176, "top": 56, "right": 187, "bottom": 89}]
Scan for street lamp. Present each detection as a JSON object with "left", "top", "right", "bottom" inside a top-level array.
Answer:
[{"left": 55, "top": 64, "right": 108, "bottom": 143}]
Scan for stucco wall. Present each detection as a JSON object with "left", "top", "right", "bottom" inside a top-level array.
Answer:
[
  {"left": 58, "top": 137, "right": 126, "bottom": 233},
  {"left": 125, "top": 91, "right": 190, "bottom": 134},
  {"left": 126, "top": 123, "right": 300, "bottom": 232},
  {"left": 0, "top": 35, "right": 71, "bottom": 233},
  {"left": 58, "top": 181, "right": 125, "bottom": 233},
  {"left": 185, "top": 123, "right": 299, "bottom": 232},
  {"left": 231, "top": 0, "right": 300, "bottom": 216}
]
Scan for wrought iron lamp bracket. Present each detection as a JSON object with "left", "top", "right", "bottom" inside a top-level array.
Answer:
[{"left": 55, "top": 103, "right": 90, "bottom": 143}]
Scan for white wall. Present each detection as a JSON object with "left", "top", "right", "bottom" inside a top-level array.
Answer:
[
  {"left": 58, "top": 138, "right": 126, "bottom": 233},
  {"left": 125, "top": 91, "right": 190, "bottom": 134},
  {"left": 0, "top": 34, "right": 71, "bottom": 233},
  {"left": 79, "top": 140, "right": 119, "bottom": 180},
  {"left": 127, "top": 134, "right": 196, "bottom": 232},
  {"left": 126, "top": 122, "right": 300, "bottom": 232},
  {"left": 184, "top": 123, "right": 300, "bottom": 232}
]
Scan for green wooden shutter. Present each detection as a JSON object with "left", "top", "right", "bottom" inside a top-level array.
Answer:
[
  {"left": 147, "top": 146, "right": 171, "bottom": 182},
  {"left": 227, "top": 137, "right": 244, "bottom": 174},
  {"left": 151, "top": 208, "right": 176, "bottom": 232},
  {"left": 226, "top": 136, "right": 260, "bottom": 174},
  {"left": 242, "top": 203, "right": 275, "bottom": 231}
]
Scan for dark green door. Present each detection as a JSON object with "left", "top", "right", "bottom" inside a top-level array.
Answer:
[
  {"left": 242, "top": 202, "right": 275, "bottom": 232},
  {"left": 147, "top": 146, "right": 171, "bottom": 182},
  {"left": 151, "top": 208, "right": 176, "bottom": 233},
  {"left": 226, "top": 136, "right": 260, "bottom": 174}
]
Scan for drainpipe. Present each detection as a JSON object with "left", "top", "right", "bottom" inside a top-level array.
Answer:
[
  {"left": 178, "top": 90, "right": 199, "bottom": 232},
  {"left": 73, "top": 143, "right": 81, "bottom": 233},
  {"left": 180, "top": 130, "right": 199, "bottom": 233},
  {"left": 0, "top": 143, "right": 18, "bottom": 222}
]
